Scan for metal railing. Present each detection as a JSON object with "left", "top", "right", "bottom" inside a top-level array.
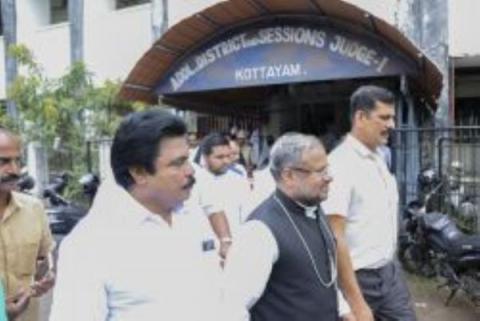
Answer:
[{"left": 392, "top": 126, "right": 480, "bottom": 233}]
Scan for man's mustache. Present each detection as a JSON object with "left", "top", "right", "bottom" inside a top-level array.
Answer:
[
  {"left": 0, "top": 174, "right": 20, "bottom": 184},
  {"left": 183, "top": 176, "right": 196, "bottom": 190}
]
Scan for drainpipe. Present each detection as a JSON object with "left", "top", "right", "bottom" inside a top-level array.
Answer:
[
  {"left": 1, "top": 0, "right": 18, "bottom": 121},
  {"left": 396, "top": 0, "right": 450, "bottom": 126},
  {"left": 68, "top": 0, "right": 84, "bottom": 64}
]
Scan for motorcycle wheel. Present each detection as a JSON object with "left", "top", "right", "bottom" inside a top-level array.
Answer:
[
  {"left": 399, "top": 244, "right": 429, "bottom": 275},
  {"left": 461, "top": 270, "right": 480, "bottom": 307}
]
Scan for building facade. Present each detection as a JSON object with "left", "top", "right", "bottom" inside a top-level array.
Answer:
[{"left": 1, "top": 0, "right": 479, "bottom": 120}]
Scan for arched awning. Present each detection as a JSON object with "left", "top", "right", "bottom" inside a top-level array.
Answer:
[{"left": 119, "top": 0, "right": 442, "bottom": 107}]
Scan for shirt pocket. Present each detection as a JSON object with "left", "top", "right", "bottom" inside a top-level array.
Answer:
[{"left": 13, "top": 241, "right": 39, "bottom": 277}]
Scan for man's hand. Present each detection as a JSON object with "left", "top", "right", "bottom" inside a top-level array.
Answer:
[
  {"left": 219, "top": 239, "right": 233, "bottom": 268},
  {"left": 327, "top": 216, "right": 374, "bottom": 321},
  {"left": 351, "top": 301, "right": 374, "bottom": 321},
  {"left": 208, "top": 212, "right": 232, "bottom": 268},
  {"left": 341, "top": 312, "right": 357, "bottom": 321},
  {"left": 6, "top": 288, "right": 31, "bottom": 320},
  {"left": 31, "top": 270, "right": 55, "bottom": 297}
]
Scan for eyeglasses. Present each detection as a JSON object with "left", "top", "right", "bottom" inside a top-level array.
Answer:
[
  {"left": 0, "top": 157, "right": 23, "bottom": 167},
  {"left": 289, "top": 166, "right": 331, "bottom": 179}
]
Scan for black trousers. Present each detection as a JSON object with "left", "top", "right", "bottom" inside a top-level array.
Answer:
[{"left": 356, "top": 261, "right": 417, "bottom": 321}]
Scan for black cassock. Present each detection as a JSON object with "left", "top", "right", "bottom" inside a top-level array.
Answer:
[{"left": 248, "top": 189, "right": 339, "bottom": 321}]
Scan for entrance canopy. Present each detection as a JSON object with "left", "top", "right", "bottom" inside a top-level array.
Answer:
[{"left": 120, "top": 0, "right": 442, "bottom": 107}]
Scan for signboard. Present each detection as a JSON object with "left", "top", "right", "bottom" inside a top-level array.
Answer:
[{"left": 156, "top": 24, "right": 417, "bottom": 94}]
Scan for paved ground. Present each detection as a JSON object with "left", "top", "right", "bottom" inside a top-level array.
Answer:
[
  {"left": 408, "top": 274, "right": 480, "bottom": 321},
  {"left": 38, "top": 274, "right": 479, "bottom": 321},
  {"left": 37, "top": 234, "right": 479, "bottom": 321}
]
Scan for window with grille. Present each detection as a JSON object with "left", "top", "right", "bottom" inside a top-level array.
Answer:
[
  {"left": 51, "top": 0, "right": 68, "bottom": 24},
  {"left": 0, "top": 6, "right": 3, "bottom": 36},
  {"left": 116, "top": 0, "right": 150, "bottom": 10}
]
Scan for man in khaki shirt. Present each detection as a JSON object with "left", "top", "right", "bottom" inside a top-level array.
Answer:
[{"left": 0, "top": 127, "right": 55, "bottom": 321}]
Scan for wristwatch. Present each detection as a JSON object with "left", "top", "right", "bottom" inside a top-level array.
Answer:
[{"left": 220, "top": 237, "right": 233, "bottom": 244}]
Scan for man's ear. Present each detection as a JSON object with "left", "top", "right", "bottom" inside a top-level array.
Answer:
[
  {"left": 280, "top": 168, "right": 294, "bottom": 187},
  {"left": 129, "top": 166, "right": 148, "bottom": 185},
  {"left": 354, "top": 110, "right": 364, "bottom": 121},
  {"left": 353, "top": 110, "right": 368, "bottom": 127}
]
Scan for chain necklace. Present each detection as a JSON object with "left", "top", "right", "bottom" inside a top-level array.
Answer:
[{"left": 273, "top": 195, "right": 337, "bottom": 288}]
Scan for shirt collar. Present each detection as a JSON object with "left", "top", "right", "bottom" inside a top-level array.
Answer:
[
  {"left": 295, "top": 201, "right": 318, "bottom": 219},
  {"left": 9, "top": 192, "right": 24, "bottom": 210},
  {"left": 275, "top": 189, "right": 318, "bottom": 219},
  {"left": 108, "top": 184, "right": 176, "bottom": 228},
  {"left": 1, "top": 192, "right": 24, "bottom": 222},
  {"left": 345, "top": 134, "right": 382, "bottom": 160}
]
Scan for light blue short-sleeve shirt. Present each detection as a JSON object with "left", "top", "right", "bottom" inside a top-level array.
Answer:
[{"left": 0, "top": 283, "right": 7, "bottom": 321}]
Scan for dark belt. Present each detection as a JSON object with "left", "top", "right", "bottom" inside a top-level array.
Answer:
[{"left": 356, "top": 261, "right": 394, "bottom": 275}]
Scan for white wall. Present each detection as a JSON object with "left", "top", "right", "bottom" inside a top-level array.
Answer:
[
  {"left": 18, "top": 0, "right": 49, "bottom": 35},
  {"left": 1, "top": 0, "right": 63, "bottom": 100},
  {"left": 86, "top": 0, "right": 117, "bottom": 19},
  {"left": 0, "top": 0, "right": 154, "bottom": 100},
  {"left": 32, "top": 23, "right": 71, "bottom": 79},
  {"left": 449, "top": 0, "right": 480, "bottom": 58},
  {"left": 347, "top": 0, "right": 397, "bottom": 24},
  {"left": 1, "top": 0, "right": 480, "bottom": 101},
  {"left": 84, "top": 3, "right": 152, "bottom": 84},
  {"left": 168, "top": 0, "right": 397, "bottom": 28},
  {"left": 169, "top": 0, "right": 218, "bottom": 26}
]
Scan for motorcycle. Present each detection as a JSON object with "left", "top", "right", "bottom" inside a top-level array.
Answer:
[
  {"left": 442, "top": 161, "right": 480, "bottom": 233},
  {"left": 17, "top": 171, "right": 35, "bottom": 192},
  {"left": 15, "top": 171, "right": 87, "bottom": 234},
  {"left": 43, "top": 172, "right": 99, "bottom": 235},
  {"left": 399, "top": 169, "right": 480, "bottom": 306}
]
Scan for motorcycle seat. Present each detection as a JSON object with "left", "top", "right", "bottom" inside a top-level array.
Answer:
[
  {"left": 420, "top": 212, "right": 480, "bottom": 256},
  {"left": 451, "top": 235, "right": 480, "bottom": 254}
]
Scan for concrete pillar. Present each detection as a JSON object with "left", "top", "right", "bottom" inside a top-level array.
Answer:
[
  {"left": 26, "top": 141, "right": 49, "bottom": 196},
  {"left": 151, "top": 0, "right": 168, "bottom": 42},
  {"left": 1, "top": 0, "right": 19, "bottom": 120},
  {"left": 69, "top": 0, "right": 84, "bottom": 64},
  {"left": 396, "top": 0, "right": 450, "bottom": 126},
  {"left": 184, "top": 111, "right": 198, "bottom": 133},
  {"left": 98, "top": 139, "right": 112, "bottom": 181}
]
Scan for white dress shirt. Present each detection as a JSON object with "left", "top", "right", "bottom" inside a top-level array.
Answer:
[
  {"left": 187, "top": 164, "right": 224, "bottom": 217},
  {"left": 49, "top": 181, "right": 221, "bottom": 321},
  {"left": 250, "top": 167, "right": 276, "bottom": 209},
  {"left": 222, "top": 219, "right": 350, "bottom": 321},
  {"left": 188, "top": 163, "right": 253, "bottom": 233},
  {"left": 218, "top": 169, "right": 253, "bottom": 229},
  {"left": 322, "top": 135, "right": 399, "bottom": 270}
]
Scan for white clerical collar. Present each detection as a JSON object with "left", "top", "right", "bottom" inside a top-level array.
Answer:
[{"left": 294, "top": 201, "right": 318, "bottom": 219}]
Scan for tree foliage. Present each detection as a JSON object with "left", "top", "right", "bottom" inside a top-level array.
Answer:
[{"left": 3, "top": 44, "right": 145, "bottom": 198}]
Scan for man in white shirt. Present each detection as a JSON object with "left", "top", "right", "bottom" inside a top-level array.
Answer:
[
  {"left": 250, "top": 165, "right": 275, "bottom": 210},
  {"left": 194, "top": 133, "right": 253, "bottom": 257},
  {"left": 228, "top": 138, "right": 248, "bottom": 178},
  {"left": 223, "top": 133, "right": 353, "bottom": 321},
  {"left": 49, "top": 110, "right": 221, "bottom": 321},
  {"left": 187, "top": 131, "right": 200, "bottom": 163},
  {"left": 322, "top": 86, "right": 417, "bottom": 321}
]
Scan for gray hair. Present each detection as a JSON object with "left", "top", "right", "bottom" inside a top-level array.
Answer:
[{"left": 269, "top": 133, "right": 324, "bottom": 182}]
